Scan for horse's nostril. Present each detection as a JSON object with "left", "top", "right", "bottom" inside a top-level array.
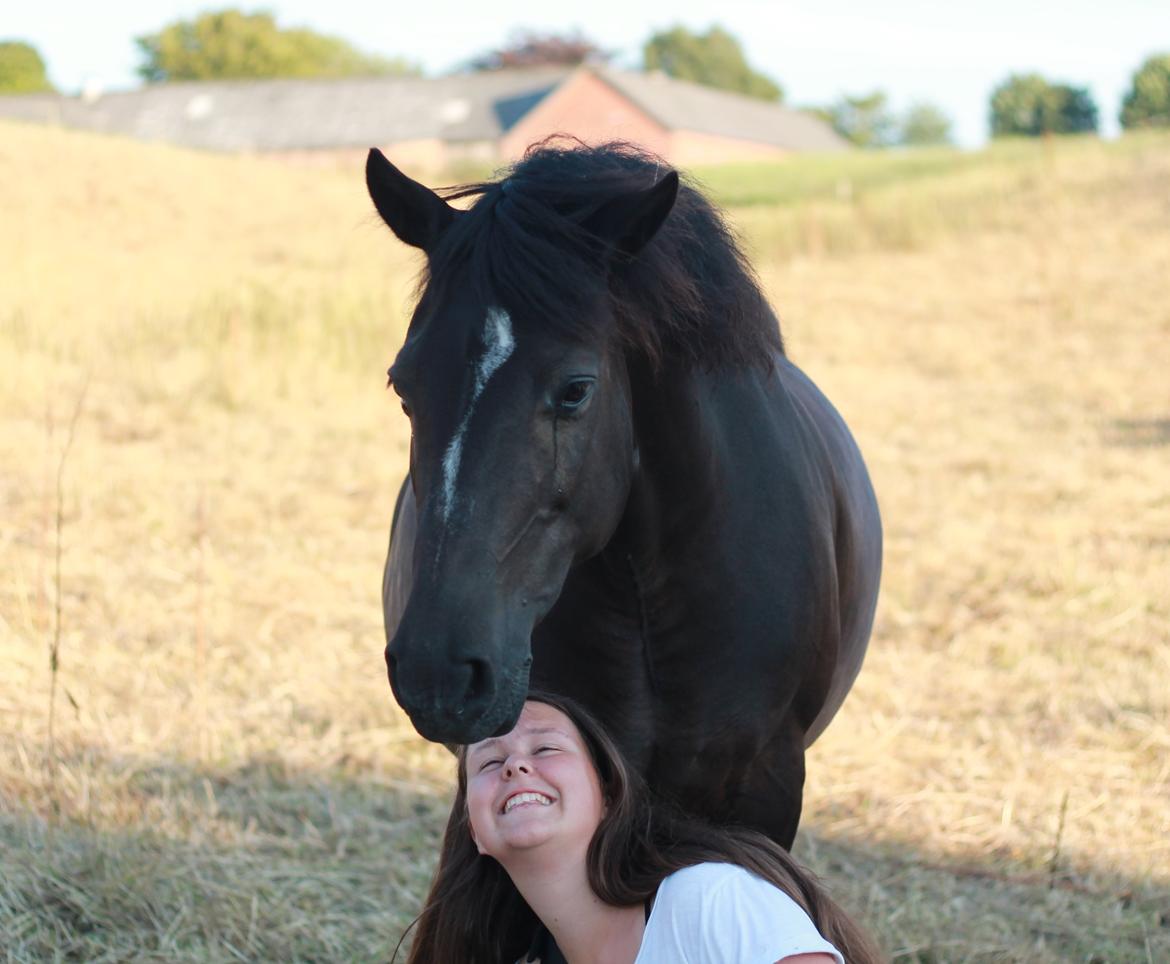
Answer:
[
  {"left": 459, "top": 658, "right": 498, "bottom": 717},
  {"left": 449, "top": 659, "right": 492, "bottom": 721},
  {"left": 466, "top": 658, "right": 490, "bottom": 703},
  {"left": 385, "top": 647, "right": 398, "bottom": 679}
]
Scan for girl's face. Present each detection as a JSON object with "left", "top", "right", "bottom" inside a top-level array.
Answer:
[{"left": 465, "top": 701, "right": 605, "bottom": 861}]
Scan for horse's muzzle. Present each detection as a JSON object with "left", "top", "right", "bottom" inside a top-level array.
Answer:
[{"left": 385, "top": 643, "right": 526, "bottom": 745}]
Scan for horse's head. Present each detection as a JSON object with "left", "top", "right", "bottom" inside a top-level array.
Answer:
[{"left": 367, "top": 147, "right": 679, "bottom": 743}]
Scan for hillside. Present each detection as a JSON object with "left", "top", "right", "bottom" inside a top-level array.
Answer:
[{"left": 2, "top": 121, "right": 1168, "bottom": 961}]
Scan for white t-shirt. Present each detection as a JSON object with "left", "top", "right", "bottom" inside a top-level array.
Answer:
[{"left": 633, "top": 862, "right": 845, "bottom": 964}]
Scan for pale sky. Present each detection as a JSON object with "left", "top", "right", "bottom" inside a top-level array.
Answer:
[{"left": 6, "top": 1, "right": 1168, "bottom": 147}]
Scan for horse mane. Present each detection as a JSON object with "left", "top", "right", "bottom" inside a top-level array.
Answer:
[{"left": 421, "top": 138, "right": 784, "bottom": 370}]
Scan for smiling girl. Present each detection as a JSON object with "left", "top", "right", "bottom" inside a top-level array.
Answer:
[{"left": 401, "top": 693, "right": 881, "bottom": 963}]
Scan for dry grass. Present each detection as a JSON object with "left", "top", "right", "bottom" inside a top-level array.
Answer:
[{"left": 1, "top": 120, "right": 1167, "bottom": 961}]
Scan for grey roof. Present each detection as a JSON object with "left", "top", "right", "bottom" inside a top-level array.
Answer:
[
  {"left": 0, "top": 69, "right": 569, "bottom": 151},
  {"left": 596, "top": 68, "right": 849, "bottom": 152},
  {"left": 0, "top": 66, "right": 845, "bottom": 154}
]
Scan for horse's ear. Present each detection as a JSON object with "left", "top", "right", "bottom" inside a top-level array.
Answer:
[
  {"left": 366, "top": 148, "right": 457, "bottom": 252},
  {"left": 582, "top": 170, "right": 680, "bottom": 258}
]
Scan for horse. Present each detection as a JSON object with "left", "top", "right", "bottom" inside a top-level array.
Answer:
[{"left": 367, "top": 140, "right": 881, "bottom": 847}]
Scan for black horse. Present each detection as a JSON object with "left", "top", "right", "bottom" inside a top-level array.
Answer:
[{"left": 368, "top": 141, "right": 881, "bottom": 847}]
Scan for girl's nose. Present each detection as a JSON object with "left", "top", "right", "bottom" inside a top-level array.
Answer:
[{"left": 504, "top": 758, "right": 531, "bottom": 778}]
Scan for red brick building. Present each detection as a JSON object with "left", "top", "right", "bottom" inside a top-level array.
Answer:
[{"left": 500, "top": 67, "right": 847, "bottom": 164}]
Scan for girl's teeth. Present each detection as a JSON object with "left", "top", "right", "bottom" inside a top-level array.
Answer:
[{"left": 504, "top": 792, "right": 552, "bottom": 813}]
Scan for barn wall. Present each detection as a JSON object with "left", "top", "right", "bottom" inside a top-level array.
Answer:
[
  {"left": 669, "top": 130, "right": 791, "bottom": 165},
  {"left": 373, "top": 138, "right": 449, "bottom": 170},
  {"left": 264, "top": 138, "right": 497, "bottom": 177},
  {"left": 500, "top": 70, "right": 671, "bottom": 160}
]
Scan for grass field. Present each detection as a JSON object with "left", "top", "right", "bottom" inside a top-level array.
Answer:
[{"left": 1, "top": 121, "right": 1168, "bottom": 961}]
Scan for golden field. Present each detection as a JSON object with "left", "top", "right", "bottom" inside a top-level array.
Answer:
[{"left": 1, "top": 121, "right": 1167, "bottom": 961}]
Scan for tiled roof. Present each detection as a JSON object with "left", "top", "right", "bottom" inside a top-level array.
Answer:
[
  {"left": 0, "top": 69, "right": 569, "bottom": 151},
  {"left": 597, "top": 68, "right": 849, "bottom": 152}
]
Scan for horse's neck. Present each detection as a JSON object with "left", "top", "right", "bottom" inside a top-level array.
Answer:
[{"left": 615, "top": 364, "right": 726, "bottom": 568}]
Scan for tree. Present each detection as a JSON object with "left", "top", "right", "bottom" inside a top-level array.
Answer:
[
  {"left": 0, "top": 40, "right": 54, "bottom": 94},
  {"left": 643, "top": 25, "right": 782, "bottom": 102},
  {"left": 135, "top": 9, "right": 419, "bottom": 83},
  {"left": 822, "top": 91, "right": 897, "bottom": 148},
  {"left": 1120, "top": 53, "right": 1170, "bottom": 130},
  {"left": 989, "top": 73, "right": 1098, "bottom": 137},
  {"left": 1056, "top": 86, "right": 1099, "bottom": 134},
  {"left": 898, "top": 102, "right": 952, "bottom": 146},
  {"left": 469, "top": 31, "right": 609, "bottom": 70}
]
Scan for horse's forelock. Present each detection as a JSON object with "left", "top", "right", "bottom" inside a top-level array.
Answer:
[{"left": 419, "top": 141, "right": 782, "bottom": 369}]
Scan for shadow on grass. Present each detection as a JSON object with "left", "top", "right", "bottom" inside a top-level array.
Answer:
[
  {"left": 795, "top": 828, "right": 1169, "bottom": 963},
  {"left": 2, "top": 747, "right": 1167, "bottom": 963},
  {"left": 0, "top": 749, "right": 449, "bottom": 963}
]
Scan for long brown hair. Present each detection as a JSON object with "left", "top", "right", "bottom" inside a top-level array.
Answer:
[{"left": 401, "top": 692, "right": 882, "bottom": 963}]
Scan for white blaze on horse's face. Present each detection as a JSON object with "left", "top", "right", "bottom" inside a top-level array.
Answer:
[{"left": 439, "top": 307, "right": 515, "bottom": 524}]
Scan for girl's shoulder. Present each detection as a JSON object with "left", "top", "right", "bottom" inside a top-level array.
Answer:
[
  {"left": 656, "top": 860, "right": 779, "bottom": 899},
  {"left": 659, "top": 856, "right": 814, "bottom": 917},
  {"left": 639, "top": 863, "right": 844, "bottom": 964}
]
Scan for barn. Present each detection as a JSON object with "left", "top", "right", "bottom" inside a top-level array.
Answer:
[{"left": 0, "top": 65, "right": 847, "bottom": 168}]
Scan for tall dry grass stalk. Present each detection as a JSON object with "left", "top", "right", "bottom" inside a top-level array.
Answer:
[
  {"left": 194, "top": 484, "right": 210, "bottom": 762},
  {"left": 1048, "top": 789, "right": 1070, "bottom": 890},
  {"left": 44, "top": 374, "right": 89, "bottom": 826}
]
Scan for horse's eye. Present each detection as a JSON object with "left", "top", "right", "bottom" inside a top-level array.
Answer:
[
  {"left": 400, "top": 400, "right": 413, "bottom": 419},
  {"left": 557, "top": 379, "right": 595, "bottom": 413}
]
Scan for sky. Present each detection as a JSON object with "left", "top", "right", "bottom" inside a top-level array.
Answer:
[{"left": 7, "top": 1, "right": 1168, "bottom": 147}]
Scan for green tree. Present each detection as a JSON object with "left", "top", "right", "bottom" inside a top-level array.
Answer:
[
  {"left": 135, "top": 9, "right": 419, "bottom": 83},
  {"left": 1120, "top": 53, "right": 1170, "bottom": 130},
  {"left": 1056, "top": 85, "right": 1099, "bottom": 133},
  {"left": 643, "top": 25, "right": 782, "bottom": 102},
  {"left": 0, "top": 40, "right": 54, "bottom": 94},
  {"left": 823, "top": 91, "right": 896, "bottom": 148},
  {"left": 989, "top": 73, "right": 1098, "bottom": 137},
  {"left": 898, "top": 102, "right": 953, "bottom": 146},
  {"left": 470, "top": 31, "right": 609, "bottom": 70}
]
